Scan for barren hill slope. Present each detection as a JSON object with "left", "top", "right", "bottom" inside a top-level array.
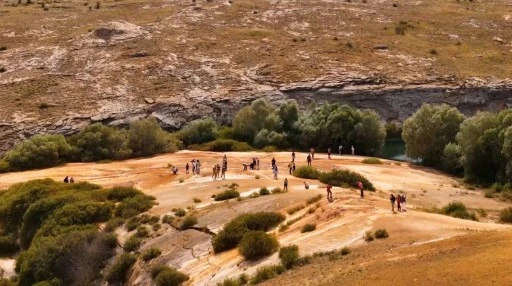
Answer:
[{"left": 1, "top": 0, "right": 512, "bottom": 152}]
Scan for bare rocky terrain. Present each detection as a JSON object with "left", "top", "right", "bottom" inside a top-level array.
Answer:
[
  {"left": 0, "top": 151, "right": 511, "bottom": 285},
  {"left": 0, "top": 0, "right": 512, "bottom": 153}
]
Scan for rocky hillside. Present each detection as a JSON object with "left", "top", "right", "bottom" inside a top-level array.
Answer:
[{"left": 0, "top": 0, "right": 511, "bottom": 152}]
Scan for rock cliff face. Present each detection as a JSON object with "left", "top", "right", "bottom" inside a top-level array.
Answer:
[{"left": 1, "top": 80, "right": 511, "bottom": 154}]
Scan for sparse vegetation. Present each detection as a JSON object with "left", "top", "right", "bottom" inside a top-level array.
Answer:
[
  {"left": 151, "top": 265, "right": 189, "bottom": 286},
  {"left": 174, "top": 208, "right": 186, "bottom": 217},
  {"left": 193, "top": 197, "right": 202, "bottom": 203},
  {"left": 374, "top": 228, "right": 389, "bottom": 239},
  {"left": 181, "top": 216, "right": 198, "bottom": 230},
  {"left": 123, "top": 235, "right": 142, "bottom": 252},
  {"left": 320, "top": 169, "right": 375, "bottom": 191},
  {"left": 105, "top": 253, "right": 137, "bottom": 284},
  {"left": 499, "top": 207, "right": 512, "bottom": 224},
  {"left": 142, "top": 248, "right": 162, "bottom": 261},
  {"left": 239, "top": 231, "right": 279, "bottom": 260},
  {"left": 259, "top": 187, "right": 271, "bottom": 196},
  {"left": 293, "top": 166, "right": 321, "bottom": 179},
  {"left": 214, "top": 189, "right": 240, "bottom": 201},
  {"left": 301, "top": 224, "right": 316, "bottom": 233},
  {"left": 306, "top": 194, "right": 323, "bottom": 205},
  {"left": 341, "top": 247, "right": 351, "bottom": 255},
  {"left": 279, "top": 245, "right": 300, "bottom": 269},
  {"left": 362, "top": 158, "right": 383, "bottom": 164},
  {"left": 364, "top": 230, "right": 375, "bottom": 242},
  {"left": 162, "top": 215, "right": 174, "bottom": 224},
  {"left": 250, "top": 265, "right": 286, "bottom": 284},
  {"left": 441, "top": 201, "right": 477, "bottom": 221},
  {"left": 287, "top": 204, "right": 305, "bottom": 215}
]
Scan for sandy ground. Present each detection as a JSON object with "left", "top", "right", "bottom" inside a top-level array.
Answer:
[{"left": 0, "top": 151, "right": 510, "bottom": 285}]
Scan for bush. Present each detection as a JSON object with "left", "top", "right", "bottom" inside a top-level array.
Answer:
[
  {"left": 306, "top": 194, "right": 323, "bottom": 205},
  {"left": 319, "top": 169, "right": 375, "bottom": 191},
  {"left": 178, "top": 118, "right": 218, "bottom": 146},
  {"left": 287, "top": 205, "right": 305, "bottom": 215},
  {"left": 4, "top": 134, "right": 71, "bottom": 171},
  {"left": 125, "top": 220, "right": 141, "bottom": 231},
  {"left": 362, "top": 158, "right": 382, "bottom": 164},
  {"left": 499, "top": 207, "right": 512, "bottom": 224},
  {"left": 114, "top": 194, "right": 156, "bottom": 218},
  {"left": 142, "top": 248, "right": 162, "bottom": 261},
  {"left": 105, "top": 253, "right": 137, "bottom": 284},
  {"left": 0, "top": 160, "right": 10, "bottom": 173},
  {"left": 250, "top": 265, "right": 285, "bottom": 284},
  {"left": 214, "top": 190, "right": 240, "bottom": 201},
  {"left": 301, "top": 224, "right": 316, "bottom": 233},
  {"left": 104, "top": 218, "right": 124, "bottom": 232},
  {"left": 67, "top": 123, "right": 132, "bottom": 162},
  {"left": 174, "top": 208, "right": 186, "bottom": 217},
  {"left": 0, "top": 235, "right": 19, "bottom": 256},
  {"left": 212, "top": 212, "right": 285, "bottom": 253},
  {"left": 279, "top": 245, "right": 300, "bottom": 269},
  {"left": 239, "top": 231, "right": 279, "bottom": 260},
  {"left": 152, "top": 266, "right": 189, "bottom": 286},
  {"left": 181, "top": 216, "right": 198, "bottom": 230},
  {"left": 136, "top": 226, "right": 150, "bottom": 237},
  {"left": 128, "top": 118, "right": 175, "bottom": 157},
  {"left": 441, "top": 201, "right": 477, "bottom": 221},
  {"left": 341, "top": 247, "right": 351, "bottom": 255},
  {"left": 123, "top": 235, "right": 142, "bottom": 252},
  {"left": 293, "top": 166, "right": 321, "bottom": 179},
  {"left": 193, "top": 197, "right": 202, "bottom": 203},
  {"left": 162, "top": 215, "right": 174, "bottom": 224},
  {"left": 259, "top": 187, "right": 271, "bottom": 196},
  {"left": 271, "top": 187, "right": 285, "bottom": 194},
  {"left": 191, "top": 139, "right": 253, "bottom": 152},
  {"left": 364, "top": 230, "right": 374, "bottom": 242},
  {"left": 374, "top": 228, "right": 389, "bottom": 239}
]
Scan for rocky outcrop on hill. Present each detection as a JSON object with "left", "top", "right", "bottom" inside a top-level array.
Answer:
[{"left": 1, "top": 78, "right": 510, "bottom": 154}]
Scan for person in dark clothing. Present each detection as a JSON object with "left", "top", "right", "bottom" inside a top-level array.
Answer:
[
  {"left": 328, "top": 147, "right": 331, "bottom": 159},
  {"left": 307, "top": 154, "right": 312, "bottom": 166},
  {"left": 292, "top": 152, "right": 296, "bottom": 162},
  {"left": 358, "top": 181, "right": 364, "bottom": 198},
  {"left": 271, "top": 157, "right": 276, "bottom": 168},
  {"left": 64, "top": 176, "right": 69, "bottom": 183},
  {"left": 186, "top": 163, "right": 189, "bottom": 174},
  {"left": 390, "top": 194, "right": 396, "bottom": 212},
  {"left": 284, "top": 178, "right": 288, "bottom": 191},
  {"left": 326, "top": 184, "right": 333, "bottom": 202}
]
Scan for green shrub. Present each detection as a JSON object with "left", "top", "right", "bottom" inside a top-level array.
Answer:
[
  {"left": 181, "top": 216, "right": 198, "bottom": 230},
  {"left": 178, "top": 118, "right": 218, "bottom": 146},
  {"left": 216, "top": 278, "right": 239, "bottom": 286},
  {"left": 104, "top": 218, "right": 124, "bottom": 232},
  {"left": 191, "top": 139, "right": 253, "bottom": 152},
  {"left": 114, "top": 194, "right": 155, "bottom": 218},
  {"left": 341, "top": 247, "right": 351, "bottom": 255},
  {"left": 214, "top": 190, "right": 240, "bottom": 201},
  {"left": 128, "top": 118, "right": 176, "bottom": 157},
  {"left": 239, "top": 231, "right": 279, "bottom": 260},
  {"left": 105, "top": 253, "right": 137, "bottom": 284},
  {"left": 287, "top": 204, "right": 305, "bottom": 215},
  {"left": 0, "top": 235, "right": 19, "bottom": 256},
  {"left": 4, "top": 134, "right": 71, "bottom": 171},
  {"left": 249, "top": 192, "right": 260, "bottom": 198},
  {"left": 374, "top": 228, "right": 389, "bottom": 239},
  {"left": 271, "top": 187, "right": 285, "bottom": 194},
  {"left": 362, "top": 158, "right": 383, "bottom": 164},
  {"left": 67, "top": 123, "right": 132, "bottom": 162},
  {"left": 364, "top": 230, "right": 374, "bottom": 242},
  {"left": 250, "top": 265, "right": 285, "bottom": 284},
  {"left": 125, "top": 220, "right": 141, "bottom": 231},
  {"left": 162, "top": 215, "right": 174, "bottom": 224},
  {"left": 259, "top": 187, "right": 271, "bottom": 196},
  {"left": 0, "top": 160, "right": 9, "bottom": 173},
  {"left": 107, "top": 187, "right": 140, "bottom": 201},
  {"left": 213, "top": 212, "right": 285, "bottom": 253},
  {"left": 123, "top": 235, "right": 142, "bottom": 252},
  {"left": 441, "top": 201, "right": 477, "bottom": 221},
  {"left": 301, "top": 224, "right": 316, "bottom": 233},
  {"left": 136, "top": 226, "right": 150, "bottom": 237},
  {"left": 140, "top": 214, "right": 160, "bottom": 225},
  {"left": 306, "top": 194, "right": 323, "bottom": 205},
  {"left": 499, "top": 207, "right": 512, "bottom": 224},
  {"left": 193, "top": 198, "right": 202, "bottom": 203},
  {"left": 174, "top": 208, "right": 186, "bottom": 217},
  {"left": 319, "top": 169, "right": 375, "bottom": 191},
  {"left": 279, "top": 245, "right": 300, "bottom": 269},
  {"left": 293, "top": 166, "right": 321, "bottom": 179},
  {"left": 262, "top": 145, "right": 278, "bottom": 152},
  {"left": 151, "top": 265, "right": 189, "bottom": 286},
  {"left": 142, "top": 248, "right": 162, "bottom": 261}
]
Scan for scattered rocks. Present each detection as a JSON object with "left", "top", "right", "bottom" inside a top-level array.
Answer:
[{"left": 144, "top": 97, "right": 155, "bottom": 104}]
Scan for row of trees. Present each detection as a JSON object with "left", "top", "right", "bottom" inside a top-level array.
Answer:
[
  {"left": 403, "top": 104, "right": 512, "bottom": 185},
  {"left": 179, "top": 100, "right": 386, "bottom": 155},
  {"left": 2, "top": 118, "right": 179, "bottom": 171},
  {"left": 0, "top": 99, "right": 387, "bottom": 172}
]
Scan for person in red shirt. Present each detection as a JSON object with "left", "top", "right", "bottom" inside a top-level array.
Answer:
[{"left": 357, "top": 181, "right": 364, "bottom": 198}]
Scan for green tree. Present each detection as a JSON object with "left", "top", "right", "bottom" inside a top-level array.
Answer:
[
  {"left": 68, "top": 123, "right": 132, "bottom": 162},
  {"left": 402, "top": 104, "right": 465, "bottom": 167},
  {"left": 4, "top": 134, "right": 71, "bottom": 171},
  {"left": 178, "top": 118, "right": 218, "bottom": 146},
  {"left": 233, "top": 99, "right": 276, "bottom": 143},
  {"left": 128, "top": 118, "right": 174, "bottom": 157}
]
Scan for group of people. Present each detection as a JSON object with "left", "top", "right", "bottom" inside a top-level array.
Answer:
[
  {"left": 186, "top": 159, "right": 202, "bottom": 175},
  {"left": 243, "top": 157, "right": 260, "bottom": 170},
  {"left": 63, "top": 176, "right": 75, "bottom": 183},
  {"left": 389, "top": 193, "right": 407, "bottom": 212}
]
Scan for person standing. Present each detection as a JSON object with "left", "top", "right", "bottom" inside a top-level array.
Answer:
[
  {"left": 328, "top": 147, "right": 331, "bottom": 160},
  {"left": 351, "top": 146, "right": 355, "bottom": 155},
  {"left": 401, "top": 194, "right": 407, "bottom": 211},
  {"left": 284, "top": 178, "right": 288, "bottom": 191},
  {"left": 186, "top": 163, "right": 190, "bottom": 174},
  {"left": 311, "top": 148, "right": 315, "bottom": 159},
  {"left": 292, "top": 162, "right": 296, "bottom": 172},
  {"left": 326, "top": 184, "right": 333, "bottom": 202},
  {"left": 339, "top": 145, "right": 343, "bottom": 155},
  {"left": 271, "top": 157, "right": 276, "bottom": 168},
  {"left": 397, "top": 194, "right": 402, "bottom": 212},
  {"left": 390, "top": 194, "right": 396, "bottom": 212},
  {"left": 288, "top": 162, "right": 293, "bottom": 175},
  {"left": 256, "top": 158, "right": 260, "bottom": 170},
  {"left": 292, "top": 151, "right": 296, "bottom": 162},
  {"left": 196, "top": 160, "right": 201, "bottom": 175},
  {"left": 273, "top": 165, "right": 278, "bottom": 180},
  {"left": 357, "top": 181, "right": 364, "bottom": 198},
  {"left": 307, "top": 154, "right": 312, "bottom": 166}
]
